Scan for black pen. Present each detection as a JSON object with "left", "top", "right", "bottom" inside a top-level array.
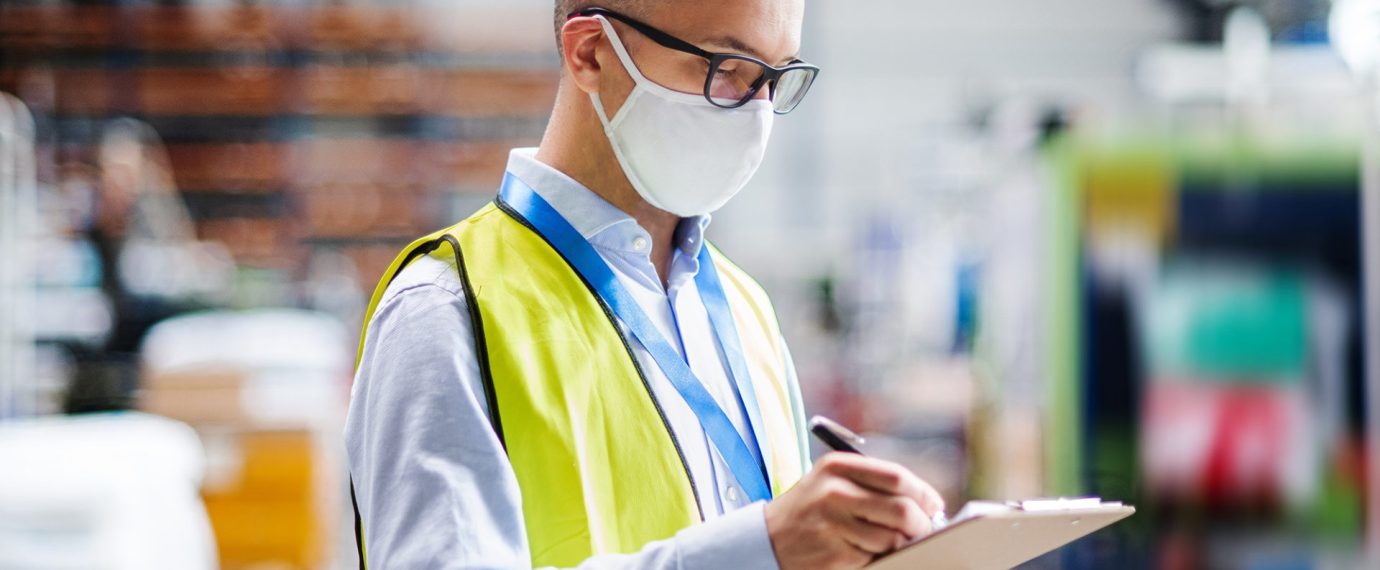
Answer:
[
  {"left": 809, "top": 415, "right": 949, "bottom": 530},
  {"left": 809, "top": 415, "right": 866, "bottom": 453}
]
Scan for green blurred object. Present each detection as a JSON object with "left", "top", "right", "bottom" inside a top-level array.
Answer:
[
  {"left": 1042, "top": 133, "right": 1084, "bottom": 497},
  {"left": 1174, "top": 130, "right": 1360, "bottom": 189},
  {"left": 1144, "top": 262, "right": 1307, "bottom": 381},
  {"left": 1310, "top": 459, "right": 1364, "bottom": 538}
]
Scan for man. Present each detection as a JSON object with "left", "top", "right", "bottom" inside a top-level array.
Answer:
[{"left": 345, "top": 1, "right": 945, "bottom": 568}]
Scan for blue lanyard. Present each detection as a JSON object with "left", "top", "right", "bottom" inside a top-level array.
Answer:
[{"left": 499, "top": 173, "right": 772, "bottom": 504}]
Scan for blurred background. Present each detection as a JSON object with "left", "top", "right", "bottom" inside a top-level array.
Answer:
[{"left": 0, "top": 0, "right": 1376, "bottom": 568}]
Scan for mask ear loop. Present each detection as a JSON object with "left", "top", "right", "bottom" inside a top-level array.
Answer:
[
  {"left": 594, "top": 16, "right": 652, "bottom": 90},
  {"left": 582, "top": 15, "right": 662, "bottom": 210},
  {"left": 592, "top": 14, "right": 722, "bottom": 111},
  {"left": 588, "top": 15, "right": 647, "bottom": 129}
]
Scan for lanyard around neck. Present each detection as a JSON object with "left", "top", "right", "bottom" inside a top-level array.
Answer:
[{"left": 498, "top": 173, "right": 772, "bottom": 504}]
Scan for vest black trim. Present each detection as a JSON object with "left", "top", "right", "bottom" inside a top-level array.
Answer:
[
  {"left": 440, "top": 233, "right": 506, "bottom": 450},
  {"left": 350, "top": 477, "right": 365, "bottom": 570},
  {"left": 352, "top": 234, "right": 508, "bottom": 568}
]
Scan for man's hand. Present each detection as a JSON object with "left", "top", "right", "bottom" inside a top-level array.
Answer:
[{"left": 764, "top": 452, "right": 945, "bottom": 570}]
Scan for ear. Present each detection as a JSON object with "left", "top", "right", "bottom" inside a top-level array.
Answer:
[{"left": 560, "top": 16, "right": 607, "bottom": 96}]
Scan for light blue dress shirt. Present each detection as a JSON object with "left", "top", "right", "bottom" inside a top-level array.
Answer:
[{"left": 345, "top": 148, "right": 809, "bottom": 569}]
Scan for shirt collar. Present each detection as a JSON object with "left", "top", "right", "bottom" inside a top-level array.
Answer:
[{"left": 503, "top": 147, "right": 711, "bottom": 259}]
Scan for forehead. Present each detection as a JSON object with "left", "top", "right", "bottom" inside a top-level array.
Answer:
[{"left": 644, "top": 0, "right": 804, "bottom": 63}]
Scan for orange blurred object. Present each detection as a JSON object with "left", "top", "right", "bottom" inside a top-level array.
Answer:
[{"left": 201, "top": 430, "right": 324, "bottom": 570}]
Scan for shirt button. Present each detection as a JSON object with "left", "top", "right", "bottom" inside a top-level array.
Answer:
[
  {"left": 632, "top": 236, "right": 648, "bottom": 251},
  {"left": 725, "top": 486, "right": 740, "bottom": 504}
]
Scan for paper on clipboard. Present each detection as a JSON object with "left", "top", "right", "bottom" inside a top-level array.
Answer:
[{"left": 866, "top": 498, "right": 1135, "bottom": 570}]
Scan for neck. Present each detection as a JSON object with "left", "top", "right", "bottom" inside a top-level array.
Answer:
[{"left": 536, "top": 86, "right": 680, "bottom": 287}]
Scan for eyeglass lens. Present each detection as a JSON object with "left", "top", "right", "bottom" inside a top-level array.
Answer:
[{"left": 706, "top": 57, "right": 816, "bottom": 113}]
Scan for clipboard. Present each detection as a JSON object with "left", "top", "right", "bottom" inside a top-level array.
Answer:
[{"left": 865, "top": 501, "right": 1135, "bottom": 570}]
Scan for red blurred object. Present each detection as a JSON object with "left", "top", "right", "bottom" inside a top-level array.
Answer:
[
  {"left": 1201, "top": 386, "right": 1288, "bottom": 508},
  {"left": 1142, "top": 381, "right": 1309, "bottom": 511}
]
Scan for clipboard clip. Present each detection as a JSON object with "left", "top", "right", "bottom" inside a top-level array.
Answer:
[{"left": 944, "top": 497, "right": 1123, "bottom": 529}]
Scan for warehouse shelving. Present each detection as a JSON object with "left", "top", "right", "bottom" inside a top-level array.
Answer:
[{"left": 0, "top": 4, "right": 559, "bottom": 290}]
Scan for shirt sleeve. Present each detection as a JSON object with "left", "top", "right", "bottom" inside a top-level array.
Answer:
[
  {"left": 344, "top": 261, "right": 782, "bottom": 570},
  {"left": 345, "top": 278, "right": 528, "bottom": 569}
]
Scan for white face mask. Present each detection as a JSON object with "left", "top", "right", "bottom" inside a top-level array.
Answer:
[{"left": 590, "top": 15, "right": 774, "bottom": 217}]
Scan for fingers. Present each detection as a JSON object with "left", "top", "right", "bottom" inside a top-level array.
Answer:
[
  {"left": 823, "top": 477, "right": 931, "bottom": 539},
  {"left": 832, "top": 512, "right": 909, "bottom": 555},
  {"left": 819, "top": 453, "right": 946, "bottom": 517},
  {"left": 851, "top": 491, "right": 932, "bottom": 539}
]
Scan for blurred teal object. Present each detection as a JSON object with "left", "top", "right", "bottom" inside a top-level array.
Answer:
[{"left": 1143, "top": 261, "right": 1307, "bottom": 381}]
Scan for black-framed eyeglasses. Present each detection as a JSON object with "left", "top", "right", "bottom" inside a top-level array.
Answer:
[{"left": 568, "top": 7, "right": 820, "bottom": 114}]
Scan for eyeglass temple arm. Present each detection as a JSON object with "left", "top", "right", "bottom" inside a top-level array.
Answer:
[{"left": 569, "top": 8, "right": 716, "bottom": 60}]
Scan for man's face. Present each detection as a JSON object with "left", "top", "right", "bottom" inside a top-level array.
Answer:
[{"left": 596, "top": 0, "right": 805, "bottom": 109}]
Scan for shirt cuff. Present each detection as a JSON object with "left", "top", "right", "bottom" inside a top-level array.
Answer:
[{"left": 675, "top": 501, "right": 780, "bottom": 570}]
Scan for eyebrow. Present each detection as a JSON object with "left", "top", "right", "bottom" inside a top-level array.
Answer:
[{"left": 701, "top": 35, "right": 800, "bottom": 66}]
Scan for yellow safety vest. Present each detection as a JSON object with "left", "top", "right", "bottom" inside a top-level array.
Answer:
[{"left": 352, "top": 201, "right": 808, "bottom": 568}]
